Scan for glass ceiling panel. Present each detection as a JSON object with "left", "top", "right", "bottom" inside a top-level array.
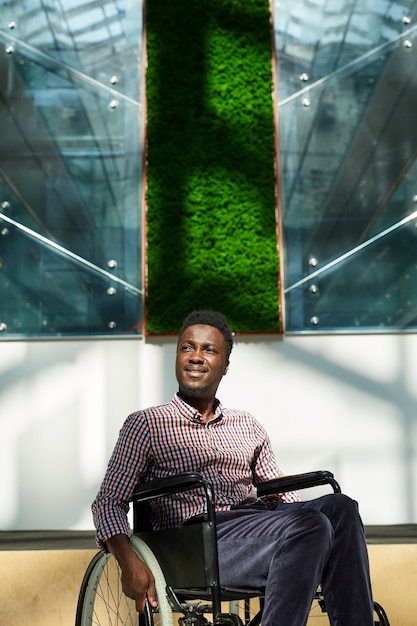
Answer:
[
  {"left": 274, "top": 0, "right": 417, "bottom": 332},
  {"left": 0, "top": 0, "right": 143, "bottom": 338}
]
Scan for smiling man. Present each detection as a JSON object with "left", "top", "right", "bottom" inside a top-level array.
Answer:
[{"left": 92, "top": 310, "right": 375, "bottom": 626}]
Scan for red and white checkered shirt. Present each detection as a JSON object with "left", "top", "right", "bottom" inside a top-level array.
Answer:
[{"left": 92, "top": 393, "right": 299, "bottom": 547}]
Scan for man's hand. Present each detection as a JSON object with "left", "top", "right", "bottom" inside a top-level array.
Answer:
[{"left": 106, "top": 534, "right": 157, "bottom": 613}]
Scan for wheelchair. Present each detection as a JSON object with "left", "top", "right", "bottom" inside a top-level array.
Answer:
[{"left": 76, "top": 470, "right": 391, "bottom": 626}]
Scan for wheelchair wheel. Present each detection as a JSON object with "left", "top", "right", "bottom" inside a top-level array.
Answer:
[{"left": 75, "top": 536, "right": 173, "bottom": 626}]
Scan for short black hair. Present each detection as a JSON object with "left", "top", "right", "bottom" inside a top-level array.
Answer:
[{"left": 178, "top": 310, "right": 234, "bottom": 360}]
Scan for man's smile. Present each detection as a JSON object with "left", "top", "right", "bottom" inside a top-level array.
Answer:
[{"left": 184, "top": 367, "right": 208, "bottom": 376}]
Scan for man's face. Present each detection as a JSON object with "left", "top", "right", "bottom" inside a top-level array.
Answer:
[{"left": 176, "top": 324, "right": 229, "bottom": 399}]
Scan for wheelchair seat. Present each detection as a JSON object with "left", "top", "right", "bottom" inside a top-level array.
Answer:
[{"left": 133, "top": 471, "right": 266, "bottom": 625}]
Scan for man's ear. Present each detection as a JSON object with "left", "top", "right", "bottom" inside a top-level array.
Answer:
[{"left": 224, "top": 361, "right": 230, "bottom": 376}]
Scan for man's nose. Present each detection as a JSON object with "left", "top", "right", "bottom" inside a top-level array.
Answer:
[{"left": 189, "top": 348, "right": 204, "bottom": 362}]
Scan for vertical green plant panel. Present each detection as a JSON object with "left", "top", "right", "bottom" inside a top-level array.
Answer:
[{"left": 145, "top": 0, "right": 281, "bottom": 334}]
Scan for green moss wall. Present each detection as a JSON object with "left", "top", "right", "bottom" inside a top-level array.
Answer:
[{"left": 145, "top": 0, "right": 281, "bottom": 334}]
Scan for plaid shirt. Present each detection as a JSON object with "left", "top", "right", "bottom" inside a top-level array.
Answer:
[{"left": 92, "top": 393, "right": 299, "bottom": 547}]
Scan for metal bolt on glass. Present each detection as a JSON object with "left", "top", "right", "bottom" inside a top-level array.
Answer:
[
  {"left": 109, "top": 99, "right": 119, "bottom": 109},
  {"left": 108, "top": 321, "right": 117, "bottom": 329},
  {"left": 310, "top": 316, "right": 319, "bottom": 325},
  {"left": 107, "top": 259, "right": 118, "bottom": 269},
  {"left": 309, "top": 284, "right": 319, "bottom": 293},
  {"left": 309, "top": 257, "right": 318, "bottom": 267},
  {"left": 402, "top": 16, "right": 411, "bottom": 24},
  {"left": 8, "top": 21, "right": 16, "bottom": 29},
  {"left": 5, "top": 45, "right": 14, "bottom": 55},
  {"left": 110, "top": 76, "right": 118, "bottom": 85},
  {"left": 403, "top": 40, "right": 413, "bottom": 48},
  {"left": 299, "top": 72, "right": 309, "bottom": 82},
  {"left": 1, "top": 201, "right": 10, "bottom": 210},
  {"left": 302, "top": 97, "right": 311, "bottom": 107},
  {"left": 0, "top": 323, "right": 7, "bottom": 332},
  {"left": 1, "top": 228, "right": 9, "bottom": 236},
  {"left": 107, "top": 287, "right": 116, "bottom": 296}
]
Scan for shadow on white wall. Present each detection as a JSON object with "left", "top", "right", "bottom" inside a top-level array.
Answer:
[{"left": 0, "top": 333, "right": 415, "bottom": 530}]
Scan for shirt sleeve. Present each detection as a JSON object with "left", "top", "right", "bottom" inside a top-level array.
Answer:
[
  {"left": 91, "top": 411, "right": 151, "bottom": 549},
  {"left": 251, "top": 417, "right": 301, "bottom": 504}
]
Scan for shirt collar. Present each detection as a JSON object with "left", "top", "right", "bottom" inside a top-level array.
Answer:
[{"left": 173, "top": 392, "right": 223, "bottom": 423}]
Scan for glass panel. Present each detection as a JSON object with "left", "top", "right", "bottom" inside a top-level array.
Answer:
[
  {"left": 274, "top": 0, "right": 417, "bottom": 332},
  {"left": 0, "top": 219, "right": 141, "bottom": 335},
  {"left": 0, "top": 0, "right": 143, "bottom": 337}
]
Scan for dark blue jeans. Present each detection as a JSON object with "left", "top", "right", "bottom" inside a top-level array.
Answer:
[{"left": 216, "top": 493, "right": 374, "bottom": 626}]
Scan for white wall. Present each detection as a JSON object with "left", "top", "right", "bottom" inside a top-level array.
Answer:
[{"left": 0, "top": 332, "right": 416, "bottom": 530}]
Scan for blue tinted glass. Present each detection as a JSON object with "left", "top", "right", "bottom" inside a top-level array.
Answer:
[
  {"left": 274, "top": 0, "right": 417, "bottom": 332},
  {"left": 0, "top": 1, "right": 143, "bottom": 337}
]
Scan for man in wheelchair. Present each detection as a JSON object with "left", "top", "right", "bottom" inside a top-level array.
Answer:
[{"left": 92, "top": 310, "right": 375, "bottom": 626}]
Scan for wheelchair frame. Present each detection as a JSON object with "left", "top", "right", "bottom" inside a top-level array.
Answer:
[{"left": 76, "top": 470, "right": 391, "bottom": 626}]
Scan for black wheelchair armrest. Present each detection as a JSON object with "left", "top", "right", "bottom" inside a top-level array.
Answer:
[
  {"left": 134, "top": 472, "right": 208, "bottom": 501},
  {"left": 257, "top": 470, "right": 341, "bottom": 497},
  {"left": 133, "top": 472, "right": 217, "bottom": 526}
]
